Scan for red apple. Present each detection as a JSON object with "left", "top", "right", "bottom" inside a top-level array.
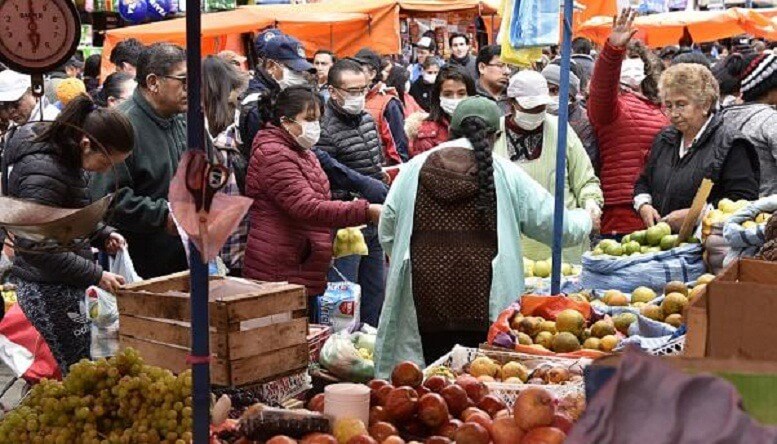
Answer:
[
  {"left": 460, "top": 407, "right": 487, "bottom": 422},
  {"left": 423, "top": 376, "right": 450, "bottom": 393},
  {"left": 424, "top": 437, "right": 452, "bottom": 444},
  {"left": 440, "top": 385, "right": 469, "bottom": 417},
  {"left": 513, "top": 387, "right": 555, "bottom": 431},
  {"left": 453, "top": 422, "right": 490, "bottom": 444},
  {"left": 463, "top": 381, "right": 488, "bottom": 404},
  {"left": 436, "top": 419, "right": 462, "bottom": 439},
  {"left": 301, "top": 433, "right": 337, "bottom": 444},
  {"left": 402, "top": 417, "right": 429, "bottom": 438},
  {"left": 347, "top": 435, "right": 378, "bottom": 444},
  {"left": 369, "top": 422, "right": 398, "bottom": 443},
  {"left": 493, "top": 409, "right": 511, "bottom": 420},
  {"left": 466, "top": 413, "right": 493, "bottom": 436},
  {"left": 369, "top": 406, "right": 390, "bottom": 425},
  {"left": 385, "top": 387, "right": 419, "bottom": 422},
  {"left": 381, "top": 437, "right": 406, "bottom": 444},
  {"left": 455, "top": 374, "right": 479, "bottom": 388},
  {"left": 551, "top": 413, "right": 573, "bottom": 434},
  {"left": 521, "top": 427, "right": 566, "bottom": 444},
  {"left": 391, "top": 361, "right": 424, "bottom": 388},
  {"left": 369, "top": 380, "right": 390, "bottom": 405},
  {"left": 477, "top": 395, "right": 507, "bottom": 418},
  {"left": 307, "top": 393, "right": 325, "bottom": 413},
  {"left": 417, "top": 393, "right": 450, "bottom": 428},
  {"left": 375, "top": 385, "right": 395, "bottom": 407},
  {"left": 491, "top": 417, "right": 524, "bottom": 444},
  {"left": 415, "top": 385, "right": 431, "bottom": 398},
  {"left": 267, "top": 437, "right": 297, "bottom": 444}
]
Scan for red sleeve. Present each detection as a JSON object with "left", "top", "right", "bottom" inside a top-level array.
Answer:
[
  {"left": 587, "top": 41, "right": 627, "bottom": 128},
  {"left": 252, "top": 144, "right": 370, "bottom": 228}
]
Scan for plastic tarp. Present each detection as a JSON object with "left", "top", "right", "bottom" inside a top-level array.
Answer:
[{"left": 577, "top": 7, "right": 777, "bottom": 48}]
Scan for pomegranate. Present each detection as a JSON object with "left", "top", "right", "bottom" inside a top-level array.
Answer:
[
  {"left": 307, "top": 393, "right": 325, "bottom": 413},
  {"left": 440, "top": 385, "right": 469, "bottom": 417},
  {"left": 491, "top": 417, "right": 524, "bottom": 444},
  {"left": 391, "top": 361, "right": 424, "bottom": 388},
  {"left": 493, "top": 409, "right": 511, "bottom": 420},
  {"left": 300, "top": 433, "right": 337, "bottom": 444},
  {"left": 477, "top": 395, "right": 507, "bottom": 418},
  {"left": 375, "top": 384, "right": 395, "bottom": 407},
  {"left": 415, "top": 385, "right": 431, "bottom": 398},
  {"left": 385, "top": 386, "right": 419, "bottom": 422},
  {"left": 453, "top": 422, "right": 490, "bottom": 444},
  {"left": 402, "top": 417, "right": 429, "bottom": 438},
  {"left": 424, "top": 437, "right": 452, "bottom": 444},
  {"left": 369, "top": 422, "right": 398, "bottom": 442},
  {"left": 418, "top": 393, "right": 450, "bottom": 428},
  {"left": 423, "top": 376, "right": 450, "bottom": 393},
  {"left": 369, "top": 380, "right": 390, "bottom": 405},
  {"left": 369, "top": 406, "right": 390, "bottom": 425},
  {"left": 521, "top": 427, "right": 566, "bottom": 444},
  {"left": 513, "top": 387, "right": 555, "bottom": 431},
  {"left": 466, "top": 413, "right": 493, "bottom": 436},
  {"left": 455, "top": 375, "right": 488, "bottom": 403},
  {"left": 381, "top": 437, "right": 406, "bottom": 444},
  {"left": 551, "top": 413, "right": 573, "bottom": 434},
  {"left": 347, "top": 435, "right": 379, "bottom": 444},
  {"left": 267, "top": 436, "right": 297, "bottom": 444},
  {"left": 460, "top": 407, "right": 487, "bottom": 422},
  {"left": 436, "top": 419, "right": 462, "bottom": 439}
]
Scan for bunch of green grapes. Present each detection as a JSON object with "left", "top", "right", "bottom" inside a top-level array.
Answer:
[{"left": 0, "top": 348, "right": 193, "bottom": 444}]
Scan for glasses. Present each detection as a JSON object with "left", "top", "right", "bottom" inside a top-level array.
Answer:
[
  {"left": 662, "top": 102, "right": 689, "bottom": 115},
  {"left": 162, "top": 74, "right": 188, "bottom": 88},
  {"left": 487, "top": 62, "right": 514, "bottom": 73}
]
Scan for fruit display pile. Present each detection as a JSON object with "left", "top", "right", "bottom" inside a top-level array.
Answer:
[
  {"left": 703, "top": 199, "right": 763, "bottom": 228},
  {"left": 460, "top": 356, "right": 583, "bottom": 388},
  {"left": 509, "top": 307, "right": 617, "bottom": 353},
  {"left": 591, "top": 222, "right": 699, "bottom": 258},
  {"left": 523, "top": 259, "right": 581, "bottom": 278},
  {"left": 0, "top": 348, "right": 193, "bottom": 443}
]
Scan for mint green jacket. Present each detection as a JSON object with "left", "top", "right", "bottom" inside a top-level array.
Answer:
[{"left": 374, "top": 139, "right": 592, "bottom": 377}]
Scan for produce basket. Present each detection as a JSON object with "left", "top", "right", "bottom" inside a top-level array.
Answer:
[
  {"left": 117, "top": 272, "right": 309, "bottom": 386},
  {"left": 307, "top": 324, "right": 332, "bottom": 365},
  {"left": 647, "top": 335, "right": 685, "bottom": 356}
]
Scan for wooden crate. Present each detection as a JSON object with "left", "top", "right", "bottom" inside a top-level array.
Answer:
[{"left": 117, "top": 271, "right": 309, "bottom": 387}]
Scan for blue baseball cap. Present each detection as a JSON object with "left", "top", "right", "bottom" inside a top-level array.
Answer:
[{"left": 261, "top": 33, "right": 315, "bottom": 73}]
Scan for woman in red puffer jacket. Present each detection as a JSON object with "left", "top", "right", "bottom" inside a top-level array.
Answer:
[
  {"left": 406, "top": 65, "right": 476, "bottom": 157},
  {"left": 243, "top": 87, "right": 382, "bottom": 302},
  {"left": 587, "top": 8, "right": 669, "bottom": 236}
]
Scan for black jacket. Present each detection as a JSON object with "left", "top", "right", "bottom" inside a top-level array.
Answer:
[
  {"left": 3, "top": 125, "right": 113, "bottom": 287},
  {"left": 634, "top": 114, "right": 760, "bottom": 216},
  {"left": 448, "top": 54, "right": 479, "bottom": 82},
  {"left": 410, "top": 78, "right": 434, "bottom": 112},
  {"left": 238, "top": 69, "right": 280, "bottom": 159},
  {"left": 317, "top": 99, "right": 384, "bottom": 201}
]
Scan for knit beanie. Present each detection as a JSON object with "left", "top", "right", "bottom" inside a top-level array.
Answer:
[
  {"left": 541, "top": 64, "right": 580, "bottom": 98},
  {"left": 740, "top": 53, "right": 777, "bottom": 102},
  {"left": 56, "top": 78, "right": 87, "bottom": 106}
]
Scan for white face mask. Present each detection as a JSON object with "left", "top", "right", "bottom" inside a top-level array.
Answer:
[
  {"left": 440, "top": 97, "right": 463, "bottom": 116},
  {"left": 547, "top": 96, "right": 560, "bottom": 113},
  {"left": 620, "top": 58, "right": 646, "bottom": 90},
  {"left": 341, "top": 93, "right": 366, "bottom": 115},
  {"left": 423, "top": 73, "right": 437, "bottom": 84},
  {"left": 278, "top": 66, "right": 309, "bottom": 90},
  {"left": 513, "top": 110, "right": 546, "bottom": 130},
  {"left": 290, "top": 119, "right": 321, "bottom": 149}
]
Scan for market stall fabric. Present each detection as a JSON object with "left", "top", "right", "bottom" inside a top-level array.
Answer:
[{"left": 577, "top": 7, "right": 777, "bottom": 48}]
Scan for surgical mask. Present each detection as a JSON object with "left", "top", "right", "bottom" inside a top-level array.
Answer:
[
  {"left": 423, "top": 73, "right": 437, "bottom": 84},
  {"left": 341, "top": 93, "right": 366, "bottom": 115},
  {"left": 290, "top": 119, "right": 321, "bottom": 149},
  {"left": 440, "top": 97, "right": 463, "bottom": 116},
  {"left": 278, "top": 66, "right": 309, "bottom": 90},
  {"left": 513, "top": 110, "right": 545, "bottom": 130},
  {"left": 547, "top": 96, "right": 560, "bottom": 113},
  {"left": 620, "top": 58, "right": 646, "bottom": 90}
]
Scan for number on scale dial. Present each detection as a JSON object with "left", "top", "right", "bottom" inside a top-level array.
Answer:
[{"left": 0, "top": 0, "right": 80, "bottom": 73}]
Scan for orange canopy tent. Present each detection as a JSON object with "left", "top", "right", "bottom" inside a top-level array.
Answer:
[{"left": 577, "top": 7, "right": 777, "bottom": 48}]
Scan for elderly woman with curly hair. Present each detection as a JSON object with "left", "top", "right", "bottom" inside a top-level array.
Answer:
[{"left": 633, "top": 63, "right": 760, "bottom": 232}]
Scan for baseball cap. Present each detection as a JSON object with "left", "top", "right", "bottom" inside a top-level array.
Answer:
[
  {"left": 65, "top": 56, "right": 84, "bottom": 69},
  {"left": 254, "top": 28, "right": 283, "bottom": 57},
  {"left": 352, "top": 48, "right": 382, "bottom": 74},
  {"left": 415, "top": 36, "right": 435, "bottom": 50},
  {"left": 450, "top": 97, "right": 501, "bottom": 134},
  {"left": 262, "top": 34, "right": 315, "bottom": 73},
  {"left": 0, "top": 70, "right": 32, "bottom": 102},
  {"left": 506, "top": 70, "right": 552, "bottom": 109}
]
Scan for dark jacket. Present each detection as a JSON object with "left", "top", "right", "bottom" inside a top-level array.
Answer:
[
  {"left": 409, "top": 78, "right": 434, "bottom": 112},
  {"left": 571, "top": 53, "right": 595, "bottom": 87},
  {"left": 238, "top": 68, "right": 280, "bottom": 159},
  {"left": 317, "top": 99, "right": 384, "bottom": 200},
  {"left": 3, "top": 125, "right": 113, "bottom": 287},
  {"left": 476, "top": 80, "right": 510, "bottom": 115},
  {"left": 89, "top": 89, "right": 188, "bottom": 279},
  {"left": 243, "top": 125, "right": 371, "bottom": 296},
  {"left": 634, "top": 114, "right": 760, "bottom": 216},
  {"left": 313, "top": 148, "right": 388, "bottom": 203},
  {"left": 448, "top": 54, "right": 479, "bottom": 82}
]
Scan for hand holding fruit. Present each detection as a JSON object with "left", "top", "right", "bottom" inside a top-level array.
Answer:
[
  {"left": 662, "top": 208, "right": 690, "bottom": 234},
  {"left": 639, "top": 204, "right": 661, "bottom": 228}
]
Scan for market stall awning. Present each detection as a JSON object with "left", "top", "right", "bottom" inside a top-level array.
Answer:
[{"left": 577, "top": 7, "right": 777, "bottom": 47}]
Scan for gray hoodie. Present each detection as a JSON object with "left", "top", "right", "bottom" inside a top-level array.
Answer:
[{"left": 720, "top": 103, "right": 777, "bottom": 196}]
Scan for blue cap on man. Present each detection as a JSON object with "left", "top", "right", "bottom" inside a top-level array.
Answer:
[{"left": 260, "top": 32, "right": 315, "bottom": 73}]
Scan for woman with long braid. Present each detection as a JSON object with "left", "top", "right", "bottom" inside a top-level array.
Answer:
[{"left": 374, "top": 97, "right": 593, "bottom": 375}]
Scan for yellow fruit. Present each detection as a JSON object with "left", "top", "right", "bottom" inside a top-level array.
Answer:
[
  {"left": 718, "top": 198, "right": 737, "bottom": 214},
  {"left": 696, "top": 274, "right": 715, "bottom": 286},
  {"left": 470, "top": 356, "right": 499, "bottom": 378},
  {"left": 600, "top": 335, "right": 619, "bottom": 352},
  {"left": 568, "top": 293, "right": 588, "bottom": 303},
  {"left": 539, "top": 321, "right": 557, "bottom": 334},
  {"left": 613, "top": 313, "right": 637, "bottom": 335},
  {"left": 641, "top": 305, "right": 665, "bottom": 322},
  {"left": 561, "top": 263, "right": 573, "bottom": 276},
  {"left": 336, "top": 229, "right": 349, "bottom": 242},
  {"left": 661, "top": 293, "right": 689, "bottom": 316},
  {"left": 665, "top": 313, "right": 683, "bottom": 327},
  {"left": 664, "top": 281, "right": 689, "bottom": 296},
  {"left": 590, "top": 320, "right": 616, "bottom": 339},
  {"left": 602, "top": 289, "right": 621, "bottom": 305},
  {"left": 535, "top": 331, "right": 554, "bottom": 350},
  {"left": 534, "top": 260, "right": 551, "bottom": 278},
  {"left": 631, "top": 301, "right": 647, "bottom": 309},
  {"left": 607, "top": 293, "right": 628, "bottom": 307},
  {"left": 555, "top": 310, "right": 585, "bottom": 338},
  {"left": 504, "top": 377, "right": 524, "bottom": 384},
  {"left": 519, "top": 317, "right": 543, "bottom": 337},
  {"left": 743, "top": 221, "right": 758, "bottom": 229},
  {"left": 501, "top": 361, "right": 529, "bottom": 382},
  {"left": 333, "top": 418, "right": 367, "bottom": 444},
  {"left": 690, "top": 284, "right": 706, "bottom": 300},
  {"left": 517, "top": 332, "right": 533, "bottom": 346},
  {"left": 631, "top": 287, "right": 656, "bottom": 304},
  {"left": 551, "top": 332, "right": 581, "bottom": 353},
  {"left": 582, "top": 337, "right": 601, "bottom": 350}
]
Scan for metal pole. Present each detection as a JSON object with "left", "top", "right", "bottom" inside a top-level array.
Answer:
[
  {"left": 550, "top": 0, "right": 574, "bottom": 295},
  {"left": 185, "top": 0, "right": 211, "bottom": 442}
]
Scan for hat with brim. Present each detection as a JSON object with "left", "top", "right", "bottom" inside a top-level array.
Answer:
[
  {"left": 450, "top": 97, "right": 501, "bottom": 134},
  {"left": 0, "top": 70, "right": 31, "bottom": 102},
  {"left": 506, "top": 70, "right": 552, "bottom": 109},
  {"left": 263, "top": 34, "right": 315, "bottom": 73}
]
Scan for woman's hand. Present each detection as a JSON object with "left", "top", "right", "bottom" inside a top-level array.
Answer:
[
  {"left": 104, "top": 232, "right": 126, "bottom": 255},
  {"left": 639, "top": 204, "right": 661, "bottom": 227},
  {"left": 662, "top": 208, "right": 691, "bottom": 233},
  {"left": 99, "top": 271, "right": 126, "bottom": 293},
  {"left": 368, "top": 204, "right": 382, "bottom": 224},
  {"left": 609, "top": 8, "right": 638, "bottom": 49}
]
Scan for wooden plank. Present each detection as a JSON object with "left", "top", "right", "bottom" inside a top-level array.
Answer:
[
  {"left": 220, "top": 287, "right": 306, "bottom": 327},
  {"left": 116, "top": 290, "right": 191, "bottom": 320},
  {"left": 229, "top": 343, "right": 309, "bottom": 386},
  {"left": 228, "top": 317, "right": 307, "bottom": 360},
  {"left": 120, "top": 271, "right": 193, "bottom": 292},
  {"left": 119, "top": 336, "right": 231, "bottom": 386},
  {"left": 118, "top": 315, "right": 223, "bottom": 354}
]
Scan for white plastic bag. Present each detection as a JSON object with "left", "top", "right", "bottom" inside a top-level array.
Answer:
[{"left": 317, "top": 270, "right": 361, "bottom": 333}]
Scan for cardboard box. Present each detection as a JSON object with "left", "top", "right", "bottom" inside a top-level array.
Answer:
[{"left": 683, "top": 259, "right": 777, "bottom": 359}]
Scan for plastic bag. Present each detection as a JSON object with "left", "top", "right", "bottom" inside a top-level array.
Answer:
[
  {"left": 509, "top": 0, "right": 560, "bottom": 49},
  {"left": 580, "top": 244, "right": 706, "bottom": 293},
  {"left": 319, "top": 330, "right": 375, "bottom": 383},
  {"left": 317, "top": 278, "right": 361, "bottom": 333},
  {"left": 498, "top": 0, "right": 543, "bottom": 67},
  {"left": 332, "top": 226, "right": 369, "bottom": 259},
  {"left": 0, "top": 303, "right": 61, "bottom": 382}
]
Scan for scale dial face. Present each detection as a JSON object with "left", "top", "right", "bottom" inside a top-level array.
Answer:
[{"left": 0, "top": 0, "right": 81, "bottom": 74}]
